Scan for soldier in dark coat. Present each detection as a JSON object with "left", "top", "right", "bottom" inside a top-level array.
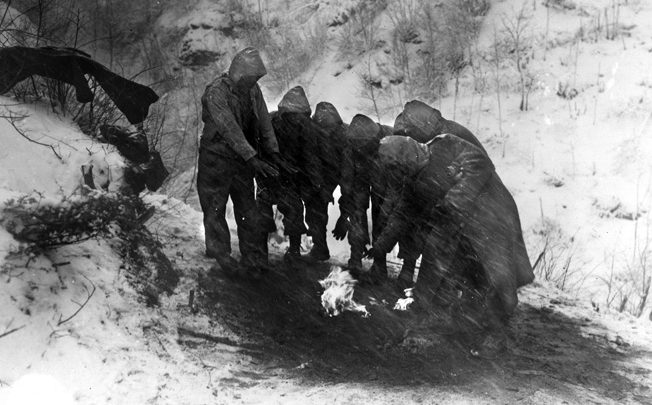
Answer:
[
  {"left": 396, "top": 101, "right": 486, "bottom": 152},
  {"left": 308, "top": 102, "right": 349, "bottom": 260},
  {"left": 370, "top": 135, "right": 534, "bottom": 321},
  {"left": 335, "top": 114, "right": 393, "bottom": 278},
  {"left": 385, "top": 101, "right": 489, "bottom": 287},
  {"left": 197, "top": 48, "right": 291, "bottom": 276},
  {"left": 258, "top": 86, "right": 332, "bottom": 261}
]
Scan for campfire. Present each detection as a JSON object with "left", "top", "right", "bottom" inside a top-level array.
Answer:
[{"left": 318, "top": 266, "right": 369, "bottom": 317}]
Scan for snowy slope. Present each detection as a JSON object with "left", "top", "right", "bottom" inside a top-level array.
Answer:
[
  {"left": 2, "top": 0, "right": 652, "bottom": 403},
  {"left": 0, "top": 97, "right": 650, "bottom": 403},
  {"left": 260, "top": 0, "right": 652, "bottom": 312},
  {"left": 0, "top": 98, "right": 127, "bottom": 197},
  {"left": 0, "top": 98, "right": 231, "bottom": 404}
]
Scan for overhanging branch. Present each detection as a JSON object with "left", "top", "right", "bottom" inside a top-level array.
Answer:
[{"left": 2, "top": 113, "right": 63, "bottom": 161}]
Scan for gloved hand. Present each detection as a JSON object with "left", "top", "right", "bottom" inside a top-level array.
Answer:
[
  {"left": 271, "top": 153, "right": 298, "bottom": 175},
  {"left": 363, "top": 247, "right": 375, "bottom": 259},
  {"left": 332, "top": 215, "right": 349, "bottom": 240},
  {"left": 247, "top": 156, "right": 279, "bottom": 178}
]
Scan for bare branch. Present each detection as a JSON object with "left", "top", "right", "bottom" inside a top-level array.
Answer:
[
  {"left": 3, "top": 113, "right": 63, "bottom": 161},
  {"left": 0, "top": 324, "right": 25, "bottom": 340},
  {"left": 57, "top": 274, "right": 96, "bottom": 326}
]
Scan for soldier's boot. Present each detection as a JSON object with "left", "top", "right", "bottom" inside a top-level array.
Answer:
[
  {"left": 308, "top": 231, "right": 330, "bottom": 261},
  {"left": 284, "top": 234, "right": 302, "bottom": 263},
  {"left": 397, "top": 255, "right": 417, "bottom": 291},
  {"left": 209, "top": 254, "right": 241, "bottom": 277},
  {"left": 476, "top": 302, "right": 510, "bottom": 359},
  {"left": 347, "top": 257, "right": 364, "bottom": 279},
  {"left": 364, "top": 255, "right": 387, "bottom": 285}
]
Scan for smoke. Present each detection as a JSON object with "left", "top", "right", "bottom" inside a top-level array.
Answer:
[{"left": 318, "top": 266, "right": 369, "bottom": 318}]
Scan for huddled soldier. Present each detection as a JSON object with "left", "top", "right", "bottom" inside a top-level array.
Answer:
[
  {"left": 196, "top": 49, "right": 533, "bottom": 335},
  {"left": 309, "top": 102, "right": 349, "bottom": 261},
  {"left": 334, "top": 114, "right": 393, "bottom": 281},
  {"left": 197, "top": 47, "right": 292, "bottom": 278},
  {"left": 377, "top": 100, "right": 490, "bottom": 289},
  {"left": 369, "top": 134, "right": 533, "bottom": 328},
  {"left": 258, "top": 86, "right": 334, "bottom": 262}
]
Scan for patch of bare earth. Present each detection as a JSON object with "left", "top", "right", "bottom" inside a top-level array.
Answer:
[{"left": 168, "top": 252, "right": 652, "bottom": 404}]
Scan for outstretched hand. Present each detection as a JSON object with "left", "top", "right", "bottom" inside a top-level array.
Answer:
[
  {"left": 332, "top": 215, "right": 349, "bottom": 240},
  {"left": 272, "top": 153, "right": 298, "bottom": 175},
  {"left": 247, "top": 156, "right": 279, "bottom": 178}
]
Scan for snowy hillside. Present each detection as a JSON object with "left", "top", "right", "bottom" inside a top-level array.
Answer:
[
  {"left": 2, "top": 0, "right": 652, "bottom": 404},
  {"left": 0, "top": 100, "right": 650, "bottom": 403},
  {"left": 265, "top": 0, "right": 652, "bottom": 315}
]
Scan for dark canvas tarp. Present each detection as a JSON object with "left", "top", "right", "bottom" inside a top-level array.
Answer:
[
  {"left": 0, "top": 46, "right": 159, "bottom": 124},
  {"left": 99, "top": 124, "right": 150, "bottom": 164}
]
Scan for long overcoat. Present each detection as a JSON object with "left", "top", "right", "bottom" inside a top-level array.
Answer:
[{"left": 375, "top": 134, "right": 534, "bottom": 314}]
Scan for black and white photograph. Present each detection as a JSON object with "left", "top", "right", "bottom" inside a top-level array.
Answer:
[{"left": 1, "top": 0, "right": 651, "bottom": 403}]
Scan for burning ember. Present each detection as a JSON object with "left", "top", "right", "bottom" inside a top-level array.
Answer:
[
  {"left": 394, "top": 287, "right": 415, "bottom": 311},
  {"left": 318, "top": 266, "right": 370, "bottom": 317}
]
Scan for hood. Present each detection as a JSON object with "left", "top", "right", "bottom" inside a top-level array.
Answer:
[
  {"left": 312, "top": 102, "right": 343, "bottom": 128},
  {"left": 393, "top": 112, "right": 407, "bottom": 135},
  {"left": 379, "top": 124, "right": 394, "bottom": 138},
  {"left": 347, "top": 114, "right": 381, "bottom": 154},
  {"left": 228, "top": 47, "right": 267, "bottom": 85},
  {"left": 402, "top": 100, "right": 444, "bottom": 142},
  {"left": 378, "top": 135, "right": 430, "bottom": 177},
  {"left": 348, "top": 114, "right": 380, "bottom": 140},
  {"left": 278, "top": 86, "right": 311, "bottom": 115}
]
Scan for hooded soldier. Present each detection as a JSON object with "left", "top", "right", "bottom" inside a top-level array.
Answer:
[
  {"left": 312, "top": 102, "right": 348, "bottom": 189},
  {"left": 384, "top": 101, "right": 489, "bottom": 287},
  {"left": 399, "top": 100, "right": 486, "bottom": 155},
  {"left": 308, "top": 102, "right": 349, "bottom": 260},
  {"left": 335, "top": 114, "right": 393, "bottom": 278},
  {"left": 369, "top": 135, "right": 534, "bottom": 324},
  {"left": 258, "top": 86, "right": 334, "bottom": 261},
  {"left": 197, "top": 47, "right": 292, "bottom": 277}
]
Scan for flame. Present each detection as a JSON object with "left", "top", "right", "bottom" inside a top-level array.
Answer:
[
  {"left": 318, "top": 266, "right": 369, "bottom": 317},
  {"left": 394, "top": 287, "right": 415, "bottom": 311}
]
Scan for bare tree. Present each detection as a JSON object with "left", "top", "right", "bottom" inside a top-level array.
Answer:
[
  {"left": 491, "top": 27, "right": 505, "bottom": 153},
  {"left": 468, "top": 39, "right": 489, "bottom": 133},
  {"left": 386, "top": 0, "right": 420, "bottom": 89},
  {"left": 359, "top": 55, "right": 382, "bottom": 121},
  {"left": 415, "top": 2, "right": 448, "bottom": 101},
  {"left": 337, "top": 0, "right": 383, "bottom": 59},
  {"left": 500, "top": 4, "right": 535, "bottom": 111},
  {"left": 543, "top": 0, "right": 550, "bottom": 60}
]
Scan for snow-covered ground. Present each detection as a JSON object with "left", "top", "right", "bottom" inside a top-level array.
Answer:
[
  {"left": 275, "top": 0, "right": 652, "bottom": 314},
  {"left": 0, "top": 99, "right": 650, "bottom": 403},
  {"left": 2, "top": 0, "right": 652, "bottom": 403}
]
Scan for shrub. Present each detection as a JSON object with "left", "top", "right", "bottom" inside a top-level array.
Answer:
[
  {"left": 556, "top": 81, "right": 579, "bottom": 100},
  {"left": 1, "top": 192, "right": 149, "bottom": 248},
  {"left": 229, "top": 1, "right": 329, "bottom": 96},
  {"left": 1, "top": 191, "right": 178, "bottom": 302},
  {"left": 600, "top": 219, "right": 652, "bottom": 317},
  {"left": 337, "top": 0, "right": 387, "bottom": 60},
  {"left": 459, "top": 0, "right": 491, "bottom": 17},
  {"left": 382, "top": 0, "right": 486, "bottom": 104},
  {"left": 258, "top": 22, "right": 329, "bottom": 95},
  {"left": 531, "top": 217, "right": 588, "bottom": 293}
]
